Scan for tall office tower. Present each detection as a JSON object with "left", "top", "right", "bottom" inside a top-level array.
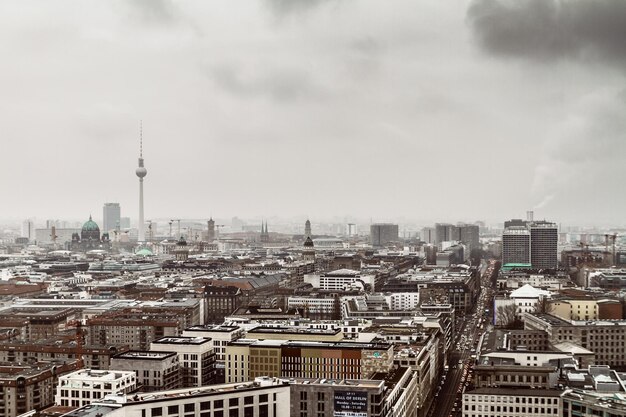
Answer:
[
  {"left": 103, "top": 203, "right": 121, "bottom": 233},
  {"left": 207, "top": 218, "right": 215, "bottom": 241},
  {"left": 135, "top": 123, "right": 147, "bottom": 242},
  {"left": 502, "top": 226, "right": 531, "bottom": 265},
  {"left": 346, "top": 223, "right": 357, "bottom": 237},
  {"left": 435, "top": 223, "right": 458, "bottom": 244},
  {"left": 21, "top": 219, "right": 34, "bottom": 240},
  {"left": 458, "top": 223, "right": 480, "bottom": 255},
  {"left": 370, "top": 223, "right": 399, "bottom": 247},
  {"left": 530, "top": 221, "right": 558, "bottom": 269},
  {"left": 421, "top": 227, "right": 436, "bottom": 244},
  {"left": 304, "top": 219, "right": 312, "bottom": 238}
]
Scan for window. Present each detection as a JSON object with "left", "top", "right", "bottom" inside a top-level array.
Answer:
[
  {"left": 244, "top": 396, "right": 254, "bottom": 405},
  {"left": 168, "top": 405, "right": 179, "bottom": 415},
  {"left": 259, "top": 394, "right": 268, "bottom": 403},
  {"left": 229, "top": 398, "right": 239, "bottom": 407},
  {"left": 152, "top": 408, "right": 163, "bottom": 417},
  {"left": 201, "top": 402, "right": 211, "bottom": 411},
  {"left": 215, "top": 400, "right": 224, "bottom": 409},
  {"left": 184, "top": 404, "right": 195, "bottom": 413}
]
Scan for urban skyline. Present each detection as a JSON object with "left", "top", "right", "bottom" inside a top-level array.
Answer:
[{"left": 0, "top": 1, "right": 624, "bottom": 224}]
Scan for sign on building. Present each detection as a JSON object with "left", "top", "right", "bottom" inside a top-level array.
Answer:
[{"left": 334, "top": 390, "right": 368, "bottom": 417}]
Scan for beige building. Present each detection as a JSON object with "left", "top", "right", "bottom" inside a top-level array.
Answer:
[
  {"left": 524, "top": 313, "right": 626, "bottom": 367},
  {"left": 550, "top": 298, "right": 622, "bottom": 321},
  {"left": 225, "top": 339, "right": 394, "bottom": 383}
]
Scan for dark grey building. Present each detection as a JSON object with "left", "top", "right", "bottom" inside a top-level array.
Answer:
[
  {"left": 370, "top": 223, "right": 399, "bottom": 247},
  {"left": 502, "top": 226, "right": 531, "bottom": 265},
  {"left": 530, "top": 221, "right": 558, "bottom": 269}
]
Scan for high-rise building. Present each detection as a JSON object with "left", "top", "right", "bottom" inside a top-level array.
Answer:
[
  {"left": 207, "top": 217, "right": 215, "bottom": 241},
  {"left": 421, "top": 227, "right": 436, "bottom": 244},
  {"left": 135, "top": 123, "right": 147, "bottom": 242},
  {"left": 21, "top": 219, "right": 34, "bottom": 240},
  {"left": 435, "top": 223, "right": 457, "bottom": 244},
  {"left": 103, "top": 203, "right": 121, "bottom": 233},
  {"left": 502, "top": 226, "right": 531, "bottom": 265},
  {"left": 458, "top": 223, "right": 480, "bottom": 256},
  {"left": 370, "top": 223, "right": 399, "bottom": 247},
  {"left": 530, "top": 221, "right": 558, "bottom": 269}
]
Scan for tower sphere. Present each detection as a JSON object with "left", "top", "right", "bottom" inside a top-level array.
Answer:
[{"left": 136, "top": 167, "right": 147, "bottom": 178}]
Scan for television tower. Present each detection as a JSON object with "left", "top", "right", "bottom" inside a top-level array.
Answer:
[{"left": 136, "top": 121, "right": 147, "bottom": 242}]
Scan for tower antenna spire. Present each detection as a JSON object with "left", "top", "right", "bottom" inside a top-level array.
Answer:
[{"left": 140, "top": 120, "right": 143, "bottom": 158}]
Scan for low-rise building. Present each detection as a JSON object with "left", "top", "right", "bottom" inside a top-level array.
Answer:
[
  {"left": 0, "top": 360, "right": 80, "bottom": 417},
  {"left": 225, "top": 339, "right": 394, "bottom": 383},
  {"left": 150, "top": 336, "right": 217, "bottom": 387},
  {"left": 61, "top": 376, "right": 291, "bottom": 417},
  {"left": 55, "top": 369, "right": 136, "bottom": 408},
  {"left": 462, "top": 388, "right": 562, "bottom": 417},
  {"left": 110, "top": 351, "right": 181, "bottom": 392}
]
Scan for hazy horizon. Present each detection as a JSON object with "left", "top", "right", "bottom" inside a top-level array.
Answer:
[{"left": 2, "top": 1, "right": 625, "bottom": 225}]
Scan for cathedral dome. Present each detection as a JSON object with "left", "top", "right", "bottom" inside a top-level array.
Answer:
[
  {"left": 81, "top": 216, "right": 101, "bottom": 241},
  {"left": 303, "top": 236, "right": 314, "bottom": 248}
]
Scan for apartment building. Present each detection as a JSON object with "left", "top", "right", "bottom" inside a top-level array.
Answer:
[
  {"left": 462, "top": 388, "right": 562, "bottom": 417},
  {"left": 150, "top": 337, "right": 217, "bottom": 387},
  {"left": 0, "top": 360, "right": 80, "bottom": 417},
  {"left": 62, "top": 377, "right": 291, "bottom": 417},
  {"left": 110, "top": 351, "right": 181, "bottom": 392},
  {"left": 524, "top": 313, "right": 626, "bottom": 367},
  {"left": 225, "top": 340, "right": 394, "bottom": 383},
  {"left": 55, "top": 369, "right": 136, "bottom": 408}
]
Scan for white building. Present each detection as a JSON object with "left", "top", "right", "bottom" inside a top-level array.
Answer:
[
  {"left": 494, "top": 284, "right": 551, "bottom": 325},
  {"left": 287, "top": 296, "right": 337, "bottom": 316},
  {"left": 182, "top": 325, "right": 244, "bottom": 362},
  {"left": 304, "top": 269, "right": 376, "bottom": 291},
  {"left": 463, "top": 388, "right": 562, "bottom": 417},
  {"left": 55, "top": 369, "right": 136, "bottom": 408},
  {"left": 386, "top": 292, "right": 420, "bottom": 310},
  {"left": 62, "top": 376, "right": 291, "bottom": 417},
  {"left": 150, "top": 336, "right": 216, "bottom": 387}
]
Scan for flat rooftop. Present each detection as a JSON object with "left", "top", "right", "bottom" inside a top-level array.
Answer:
[
  {"left": 247, "top": 326, "right": 341, "bottom": 336},
  {"left": 152, "top": 337, "right": 211, "bottom": 345},
  {"left": 113, "top": 351, "right": 176, "bottom": 360},
  {"left": 62, "top": 404, "right": 120, "bottom": 417},
  {"left": 184, "top": 325, "right": 241, "bottom": 332}
]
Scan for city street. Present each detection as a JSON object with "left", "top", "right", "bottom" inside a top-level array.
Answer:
[{"left": 428, "top": 260, "right": 496, "bottom": 417}]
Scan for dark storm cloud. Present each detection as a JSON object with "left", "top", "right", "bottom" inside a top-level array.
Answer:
[{"left": 467, "top": 0, "right": 626, "bottom": 63}]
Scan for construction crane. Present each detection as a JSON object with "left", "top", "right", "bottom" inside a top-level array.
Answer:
[{"left": 170, "top": 219, "right": 181, "bottom": 238}]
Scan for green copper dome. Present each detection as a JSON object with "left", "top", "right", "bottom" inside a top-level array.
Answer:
[
  {"left": 82, "top": 216, "right": 100, "bottom": 231},
  {"left": 81, "top": 215, "right": 101, "bottom": 241}
]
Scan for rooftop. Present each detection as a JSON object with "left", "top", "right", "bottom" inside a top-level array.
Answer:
[
  {"left": 113, "top": 351, "right": 177, "bottom": 360},
  {"left": 152, "top": 336, "right": 211, "bottom": 345}
]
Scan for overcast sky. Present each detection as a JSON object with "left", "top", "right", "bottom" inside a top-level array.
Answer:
[{"left": 1, "top": 0, "right": 625, "bottom": 226}]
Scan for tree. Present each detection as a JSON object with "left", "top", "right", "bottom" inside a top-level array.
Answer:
[
  {"left": 496, "top": 303, "right": 522, "bottom": 329},
  {"left": 534, "top": 296, "right": 554, "bottom": 315}
]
